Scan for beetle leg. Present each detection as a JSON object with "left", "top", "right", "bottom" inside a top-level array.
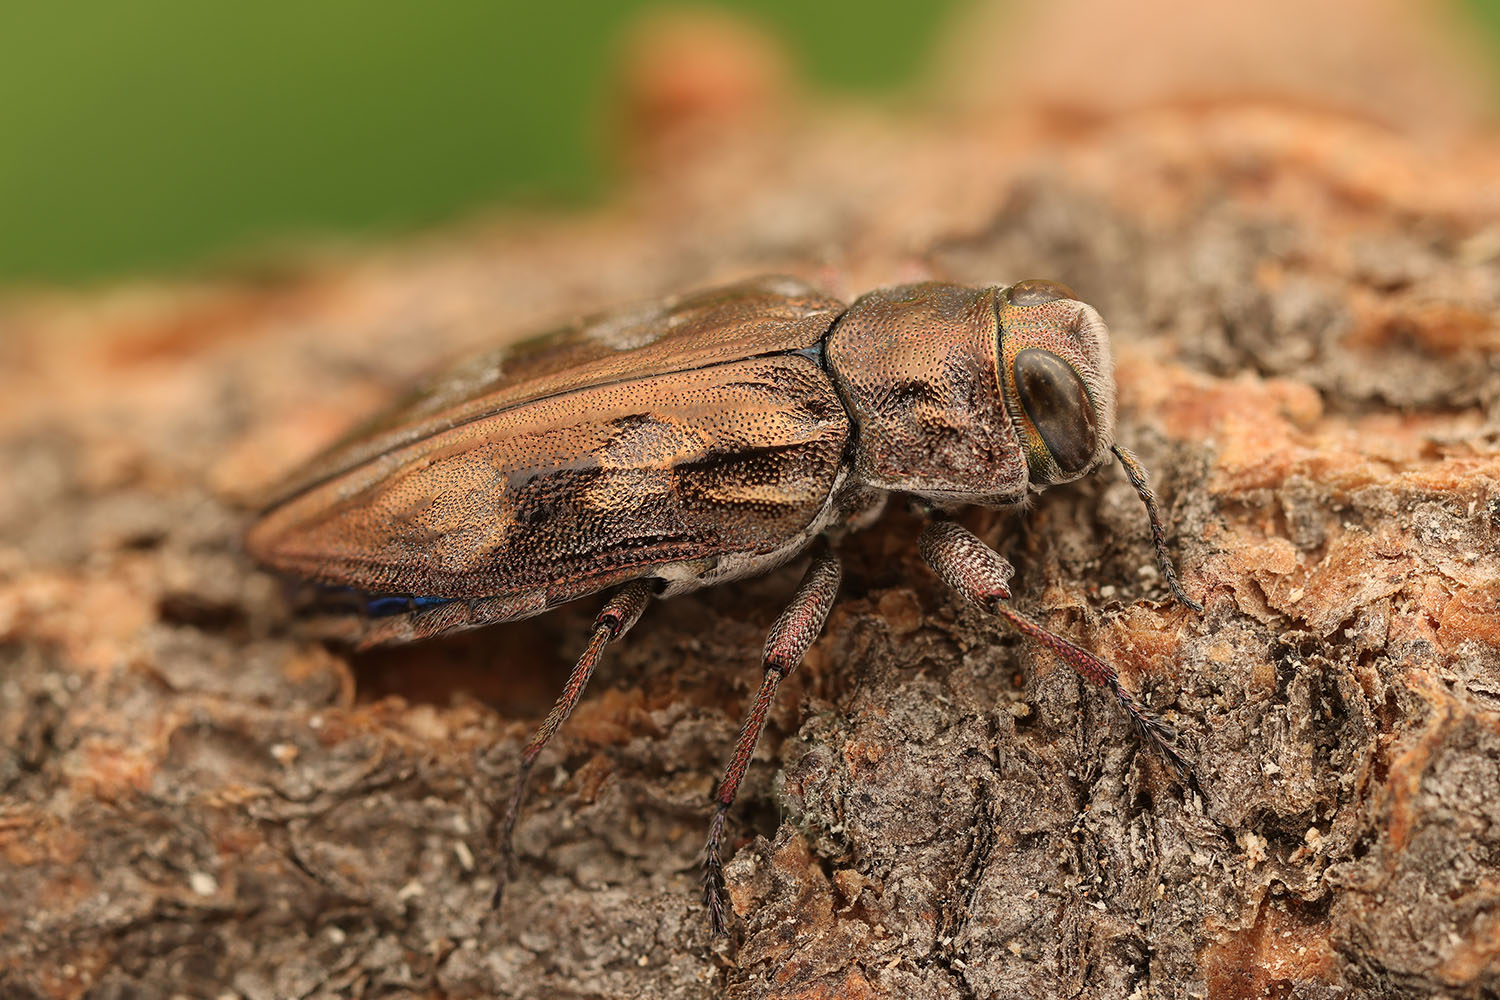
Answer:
[
  {"left": 918, "top": 519, "right": 1188, "bottom": 779},
  {"left": 492, "top": 579, "right": 653, "bottom": 911},
  {"left": 703, "top": 542, "right": 841, "bottom": 936}
]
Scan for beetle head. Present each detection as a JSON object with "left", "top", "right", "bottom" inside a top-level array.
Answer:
[
  {"left": 995, "top": 280, "right": 1116, "bottom": 490},
  {"left": 826, "top": 279, "right": 1200, "bottom": 608},
  {"left": 996, "top": 280, "right": 1203, "bottom": 611}
]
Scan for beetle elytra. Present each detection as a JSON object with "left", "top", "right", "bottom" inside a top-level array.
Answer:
[{"left": 246, "top": 276, "right": 1200, "bottom": 934}]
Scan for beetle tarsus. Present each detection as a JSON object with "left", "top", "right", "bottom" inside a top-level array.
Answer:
[
  {"left": 702, "top": 807, "right": 730, "bottom": 937},
  {"left": 491, "top": 758, "right": 535, "bottom": 910},
  {"left": 1109, "top": 679, "right": 1191, "bottom": 780},
  {"left": 492, "top": 750, "right": 543, "bottom": 910},
  {"left": 991, "top": 597, "right": 1193, "bottom": 780}
]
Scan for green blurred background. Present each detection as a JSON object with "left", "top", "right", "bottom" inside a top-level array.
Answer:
[{"left": 2, "top": 0, "right": 1497, "bottom": 286}]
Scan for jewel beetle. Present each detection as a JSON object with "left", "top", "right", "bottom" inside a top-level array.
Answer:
[{"left": 246, "top": 275, "right": 1201, "bottom": 934}]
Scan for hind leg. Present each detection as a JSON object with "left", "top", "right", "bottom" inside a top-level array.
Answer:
[{"left": 492, "top": 579, "right": 653, "bottom": 910}]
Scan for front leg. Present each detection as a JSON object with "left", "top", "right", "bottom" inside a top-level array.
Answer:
[{"left": 918, "top": 519, "right": 1187, "bottom": 777}]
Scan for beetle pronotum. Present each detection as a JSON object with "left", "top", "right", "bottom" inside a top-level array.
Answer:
[{"left": 247, "top": 276, "right": 1200, "bottom": 933}]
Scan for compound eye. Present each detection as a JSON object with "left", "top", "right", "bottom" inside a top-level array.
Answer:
[
  {"left": 1013, "top": 348, "right": 1097, "bottom": 475},
  {"left": 1008, "top": 279, "right": 1078, "bottom": 308}
]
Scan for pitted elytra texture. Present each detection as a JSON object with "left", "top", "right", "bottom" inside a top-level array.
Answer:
[
  {"left": 249, "top": 355, "right": 849, "bottom": 600},
  {"left": 246, "top": 275, "right": 1199, "bottom": 933}
]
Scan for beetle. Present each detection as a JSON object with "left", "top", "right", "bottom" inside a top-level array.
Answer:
[{"left": 246, "top": 275, "right": 1201, "bottom": 934}]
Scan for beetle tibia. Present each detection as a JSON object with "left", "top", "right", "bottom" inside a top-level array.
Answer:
[
  {"left": 700, "top": 544, "right": 842, "bottom": 935},
  {"left": 491, "top": 581, "right": 652, "bottom": 913},
  {"left": 987, "top": 598, "right": 1190, "bottom": 780},
  {"left": 919, "top": 518, "right": 1191, "bottom": 780}
]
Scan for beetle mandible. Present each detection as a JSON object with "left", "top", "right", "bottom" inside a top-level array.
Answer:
[{"left": 246, "top": 276, "right": 1201, "bottom": 934}]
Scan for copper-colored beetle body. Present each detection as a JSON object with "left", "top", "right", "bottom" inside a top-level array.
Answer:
[
  {"left": 248, "top": 276, "right": 1116, "bottom": 633},
  {"left": 247, "top": 275, "right": 1196, "bottom": 931}
]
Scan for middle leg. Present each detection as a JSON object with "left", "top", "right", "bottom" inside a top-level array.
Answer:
[{"left": 702, "top": 541, "right": 842, "bottom": 935}]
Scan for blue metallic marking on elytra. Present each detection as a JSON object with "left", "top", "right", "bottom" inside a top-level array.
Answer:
[
  {"left": 364, "top": 595, "right": 415, "bottom": 617},
  {"left": 363, "top": 594, "right": 453, "bottom": 617},
  {"left": 304, "top": 584, "right": 457, "bottom": 619}
]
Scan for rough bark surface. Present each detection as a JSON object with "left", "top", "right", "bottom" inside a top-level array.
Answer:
[{"left": 3, "top": 3, "right": 1500, "bottom": 998}]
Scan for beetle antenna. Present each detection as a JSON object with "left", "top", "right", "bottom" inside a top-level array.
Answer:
[{"left": 1112, "top": 444, "right": 1202, "bottom": 612}]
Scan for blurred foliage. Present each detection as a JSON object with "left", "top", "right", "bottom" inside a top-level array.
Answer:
[
  {"left": 1467, "top": 0, "right": 1500, "bottom": 53},
  {"left": 3, "top": 1, "right": 1498, "bottom": 285},
  {"left": 0, "top": 1, "right": 963, "bottom": 284}
]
